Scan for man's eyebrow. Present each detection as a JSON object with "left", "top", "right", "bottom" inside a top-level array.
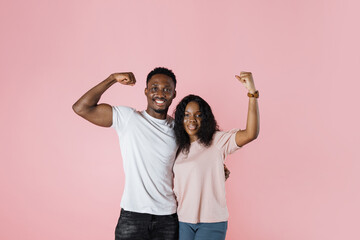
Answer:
[{"left": 150, "top": 83, "right": 173, "bottom": 87}]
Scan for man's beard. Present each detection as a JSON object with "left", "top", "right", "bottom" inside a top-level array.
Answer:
[{"left": 154, "top": 108, "right": 168, "bottom": 114}]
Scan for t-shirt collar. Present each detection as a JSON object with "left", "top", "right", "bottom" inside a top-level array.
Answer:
[{"left": 142, "top": 110, "right": 169, "bottom": 123}]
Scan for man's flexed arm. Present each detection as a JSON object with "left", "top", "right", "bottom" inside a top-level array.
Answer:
[{"left": 72, "top": 72, "right": 136, "bottom": 127}]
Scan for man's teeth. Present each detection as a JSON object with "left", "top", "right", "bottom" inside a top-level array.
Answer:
[{"left": 155, "top": 100, "right": 165, "bottom": 103}]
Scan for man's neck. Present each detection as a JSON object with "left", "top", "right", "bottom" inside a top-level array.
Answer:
[{"left": 145, "top": 108, "right": 168, "bottom": 120}]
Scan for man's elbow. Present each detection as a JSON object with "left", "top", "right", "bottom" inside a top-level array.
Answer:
[{"left": 72, "top": 102, "right": 85, "bottom": 116}]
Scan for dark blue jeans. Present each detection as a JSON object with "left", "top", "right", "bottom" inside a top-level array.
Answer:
[{"left": 115, "top": 209, "right": 179, "bottom": 240}]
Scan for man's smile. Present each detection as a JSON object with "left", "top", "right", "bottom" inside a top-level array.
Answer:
[{"left": 154, "top": 98, "right": 167, "bottom": 106}]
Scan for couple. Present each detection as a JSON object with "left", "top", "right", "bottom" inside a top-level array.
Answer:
[{"left": 72, "top": 67, "right": 260, "bottom": 240}]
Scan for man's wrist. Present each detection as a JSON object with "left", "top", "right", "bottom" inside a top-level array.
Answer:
[{"left": 106, "top": 74, "right": 118, "bottom": 84}]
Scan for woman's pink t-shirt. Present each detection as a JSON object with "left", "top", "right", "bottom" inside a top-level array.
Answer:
[{"left": 173, "top": 130, "right": 241, "bottom": 223}]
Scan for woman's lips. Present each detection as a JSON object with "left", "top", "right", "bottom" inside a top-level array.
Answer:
[{"left": 187, "top": 124, "right": 198, "bottom": 130}]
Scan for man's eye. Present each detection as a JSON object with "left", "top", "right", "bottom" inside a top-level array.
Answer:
[{"left": 151, "top": 87, "right": 157, "bottom": 92}]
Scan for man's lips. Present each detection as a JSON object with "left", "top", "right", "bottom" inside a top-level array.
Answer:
[{"left": 153, "top": 98, "right": 167, "bottom": 106}]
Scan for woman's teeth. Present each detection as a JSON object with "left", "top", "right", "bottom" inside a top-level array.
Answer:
[{"left": 188, "top": 124, "right": 197, "bottom": 130}]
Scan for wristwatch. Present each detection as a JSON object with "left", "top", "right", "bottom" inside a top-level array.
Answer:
[{"left": 247, "top": 90, "right": 259, "bottom": 98}]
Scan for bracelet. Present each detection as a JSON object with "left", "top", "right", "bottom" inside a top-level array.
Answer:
[{"left": 247, "top": 90, "right": 259, "bottom": 98}]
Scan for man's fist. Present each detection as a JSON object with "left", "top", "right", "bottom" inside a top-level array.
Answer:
[{"left": 111, "top": 72, "right": 136, "bottom": 86}]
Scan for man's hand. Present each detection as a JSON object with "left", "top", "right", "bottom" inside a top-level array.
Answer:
[
  {"left": 111, "top": 72, "right": 136, "bottom": 86},
  {"left": 224, "top": 164, "right": 230, "bottom": 181},
  {"left": 235, "top": 71, "right": 256, "bottom": 94}
]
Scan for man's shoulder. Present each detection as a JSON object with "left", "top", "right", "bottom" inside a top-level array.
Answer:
[
  {"left": 113, "top": 105, "right": 143, "bottom": 118},
  {"left": 112, "top": 105, "right": 136, "bottom": 112}
]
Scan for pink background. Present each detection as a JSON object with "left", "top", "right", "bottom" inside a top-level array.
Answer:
[{"left": 1, "top": 0, "right": 359, "bottom": 239}]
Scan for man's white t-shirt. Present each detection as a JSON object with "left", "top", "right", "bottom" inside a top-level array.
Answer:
[{"left": 111, "top": 106, "right": 178, "bottom": 215}]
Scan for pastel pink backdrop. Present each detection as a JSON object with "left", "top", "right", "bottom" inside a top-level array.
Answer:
[{"left": 1, "top": 0, "right": 359, "bottom": 239}]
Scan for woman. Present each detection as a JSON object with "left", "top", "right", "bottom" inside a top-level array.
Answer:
[{"left": 173, "top": 72, "right": 260, "bottom": 240}]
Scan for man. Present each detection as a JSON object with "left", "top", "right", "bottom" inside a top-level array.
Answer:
[{"left": 73, "top": 67, "right": 179, "bottom": 240}]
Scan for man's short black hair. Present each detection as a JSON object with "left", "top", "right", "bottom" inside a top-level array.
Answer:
[{"left": 146, "top": 67, "right": 177, "bottom": 88}]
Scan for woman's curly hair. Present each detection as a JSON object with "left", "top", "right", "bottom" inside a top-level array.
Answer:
[{"left": 174, "top": 94, "right": 219, "bottom": 154}]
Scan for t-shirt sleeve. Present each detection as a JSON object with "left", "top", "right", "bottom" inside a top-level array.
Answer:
[
  {"left": 214, "top": 129, "right": 241, "bottom": 156},
  {"left": 111, "top": 106, "right": 136, "bottom": 133}
]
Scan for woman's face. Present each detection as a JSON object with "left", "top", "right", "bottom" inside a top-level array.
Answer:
[{"left": 183, "top": 101, "right": 202, "bottom": 142}]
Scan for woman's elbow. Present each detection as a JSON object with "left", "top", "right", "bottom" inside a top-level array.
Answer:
[{"left": 249, "top": 130, "right": 259, "bottom": 141}]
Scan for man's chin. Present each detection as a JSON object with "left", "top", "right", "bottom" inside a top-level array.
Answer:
[{"left": 154, "top": 108, "right": 168, "bottom": 114}]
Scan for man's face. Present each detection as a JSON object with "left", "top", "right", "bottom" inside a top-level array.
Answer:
[{"left": 144, "top": 74, "right": 176, "bottom": 116}]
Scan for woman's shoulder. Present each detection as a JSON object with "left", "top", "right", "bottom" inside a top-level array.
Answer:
[
  {"left": 213, "top": 129, "right": 238, "bottom": 138},
  {"left": 212, "top": 129, "right": 240, "bottom": 148}
]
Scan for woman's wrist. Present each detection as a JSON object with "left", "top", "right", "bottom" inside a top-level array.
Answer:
[{"left": 247, "top": 90, "right": 259, "bottom": 98}]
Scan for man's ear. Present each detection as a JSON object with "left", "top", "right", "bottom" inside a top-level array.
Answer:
[
  {"left": 173, "top": 90, "right": 177, "bottom": 99},
  {"left": 144, "top": 88, "right": 148, "bottom": 96}
]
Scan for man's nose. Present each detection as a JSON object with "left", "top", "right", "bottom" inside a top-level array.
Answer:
[{"left": 156, "top": 89, "right": 166, "bottom": 98}]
